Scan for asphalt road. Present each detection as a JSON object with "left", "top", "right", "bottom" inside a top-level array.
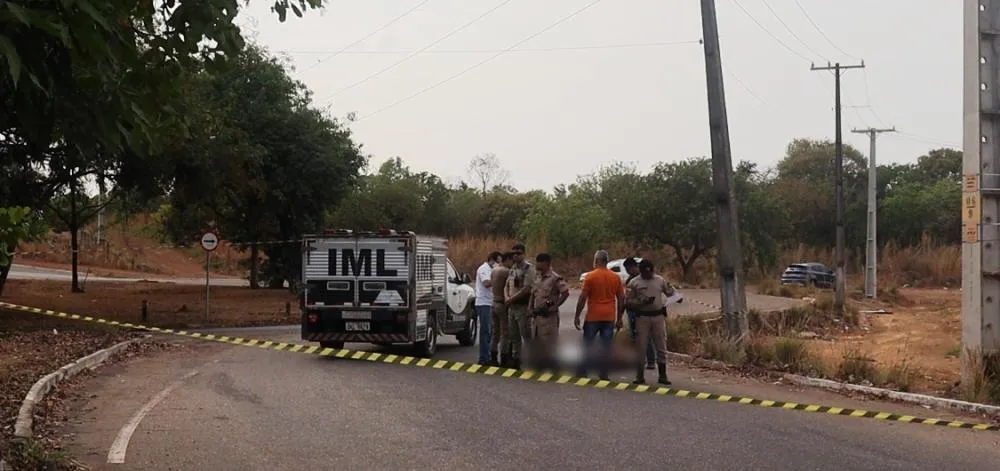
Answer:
[{"left": 64, "top": 327, "right": 1000, "bottom": 471}]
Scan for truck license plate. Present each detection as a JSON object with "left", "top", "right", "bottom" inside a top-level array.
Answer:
[
  {"left": 345, "top": 321, "right": 370, "bottom": 331},
  {"left": 341, "top": 311, "right": 371, "bottom": 320}
]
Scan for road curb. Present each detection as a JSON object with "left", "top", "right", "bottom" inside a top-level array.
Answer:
[
  {"left": 12, "top": 336, "right": 148, "bottom": 440},
  {"left": 665, "top": 348, "right": 1000, "bottom": 418},
  {"left": 782, "top": 374, "right": 1000, "bottom": 417}
]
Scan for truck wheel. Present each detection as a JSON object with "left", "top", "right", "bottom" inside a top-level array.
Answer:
[
  {"left": 415, "top": 316, "right": 438, "bottom": 357},
  {"left": 456, "top": 307, "right": 477, "bottom": 347},
  {"left": 320, "top": 341, "right": 345, "bottom": 349}
]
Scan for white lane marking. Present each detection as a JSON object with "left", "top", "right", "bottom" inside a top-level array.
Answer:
[{"left": 107, "top": 370, "right": 199, "bottom": 464}]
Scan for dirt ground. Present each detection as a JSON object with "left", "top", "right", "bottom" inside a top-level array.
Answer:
[
  {"left": 1, "top": 279, "right": 300, "bottom": 330},
  {"left": 17, "top": 215, "right": 249, "bottom": 277},
  {"left": 808, "top": 289, "right": 962, "bottom": 396}
]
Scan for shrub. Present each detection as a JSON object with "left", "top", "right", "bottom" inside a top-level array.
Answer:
[
  {"left": 837, "top": 348, "right": 881, "bottom": 384},
  {"left": 699, "top": 333, "right": 746, "bottom": 364}
]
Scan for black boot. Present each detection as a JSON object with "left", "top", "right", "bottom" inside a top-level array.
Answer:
[
  {"left": 632, "top": 363, "right": 645, "bottom": 385},
  {"left": 488, "top": 351, "right": 499, "bottom": 367},
  {"left": 657, "top": 363, "right": 671, "bottom": 385},
  {"left": 511, "top": 356, "right": 521, "bottom": 370}
]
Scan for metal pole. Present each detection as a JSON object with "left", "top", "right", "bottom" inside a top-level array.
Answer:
[
  {"left": 700, "top": 0, "right": 748, "bottom": 340},
  {"left": 205, "top": 250, "right": 211, "bottom": 322},
  {"left": 811, "top": 62, "right": 864, "bottom": 316},
  {"left": 852, "top": 127, "right": 896, "bottom": 299}
]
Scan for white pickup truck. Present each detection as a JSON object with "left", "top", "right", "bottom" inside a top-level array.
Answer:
[{"left": 299, "top": 229, "right": 477, "bottom": 357}]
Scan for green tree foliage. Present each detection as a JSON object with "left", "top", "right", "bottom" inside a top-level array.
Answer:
[
  {"left": 0, "top": 206, "right": 46, "bottom": 295},
  {"left": 163, "top": 44, "right": 364, "bottom": 288},
  {"left": 520, "top": 186, "right": 610, "bottom": 259},
  {"left": 0, "top": 0, "right": 322, "bottom": 291}
]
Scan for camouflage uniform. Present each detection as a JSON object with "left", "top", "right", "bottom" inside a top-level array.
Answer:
[
  {"left": 529, "top": 269, "right": 569, "bottom": 370},
  {"left": 506, "top": 260, "right": 535, "bottom": 365}
]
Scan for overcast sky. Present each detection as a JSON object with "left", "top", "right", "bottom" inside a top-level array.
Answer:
[{"left": 237, "top": 0, "right": 961, "bottom": 191}]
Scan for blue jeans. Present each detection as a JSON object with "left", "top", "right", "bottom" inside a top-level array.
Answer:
[
  {"left": 628, "top": 311, "right": 656, "bottom": 364},
  {"left": 577, "top": 321, "right": 616, "bottom": 378},
  {"left": 476, "top": 305, "right": 492, "bottom": 363}
]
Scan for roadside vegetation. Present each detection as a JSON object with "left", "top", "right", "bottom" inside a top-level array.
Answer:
[{"left": 0, "top": 0, "right": 990, "bottom": 464}]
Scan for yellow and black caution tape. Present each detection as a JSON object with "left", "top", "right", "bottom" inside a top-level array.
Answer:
[{"left": 3, "top": 301, "right": 998, "bottom": 432}]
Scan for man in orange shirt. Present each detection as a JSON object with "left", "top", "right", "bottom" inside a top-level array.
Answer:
[{"left": 573, "top": 250, "right": 625, "bottom": 380}]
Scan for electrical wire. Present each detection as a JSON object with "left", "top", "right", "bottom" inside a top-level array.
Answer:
[
  {"left": 792, "top": 0, "right": 861, "bottom": 62},
  {"left": 759, "top": 0, "right": 828, "bottom": 62},
  {"left": 299, "top": 0, "right": 431, "bottom": 74},
  {"left": 281, "top": 40, "right": 703, "bottom": 55},
  {"left": 316, "top": 0, "right": 516, "bottom": 104},
  {"left": 352, "top": 0, "right": 606, "bottom": 123},
  {"left": 730, "top": 0, "right": 813, "bottom": 63}
]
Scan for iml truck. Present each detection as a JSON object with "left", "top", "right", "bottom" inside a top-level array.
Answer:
[{"left": 299, "top": 229, "right": 477, "bottom": 357}]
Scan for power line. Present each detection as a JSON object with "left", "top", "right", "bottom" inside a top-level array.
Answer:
[
  {"left": 316, "top": 0, "right": 515, "bottom": 104},
  {"left": 730, "top": 0, "right": 813, "bottom": 63},
  {"left": 724, "top": 67, "right": 768, "bottom": 105},
  {"left": 792, "top": 0, "right": 861, "bottom": 61},
  {"left": 353, "top": 0, "right": 606, "bottom": 123},
  {"left": 299, "top": 0, "right": 431, "bottom": 74},
  {"left": 282, "top": 40, "right": 703, "bottom": 55},
  {"left": 759, "top": 0, "right": 828, "bottom": 61}
]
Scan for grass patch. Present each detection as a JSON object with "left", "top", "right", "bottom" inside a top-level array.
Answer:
[
  {"left": 836, "top": 348, "right": 882, "bottom": 384},
  {"left": 2, "top": 438, "right": 78, "bottom": 471},
  {"left": 699, "top": 333, "right": 746, "bottom": 364},
  {"left": 666, "top": 317, "right": 698, "bottom": 355},
  {"left": 883, "top": 359, "right": 919, "bottom": 392},
  {"left": 960, "top": 348, "right": 1000, "bottom": 404},
  {"left": 945, "top": 344, "right": 962, "bottom": 358}
]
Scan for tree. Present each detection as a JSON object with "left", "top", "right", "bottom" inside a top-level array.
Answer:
[
  {"left": 0, "top": 206, "right": 46, "bottom": 295},
  {"left": 467, "top": 153, "right": 509, "bottom": 195},
  {"left": 1, "top": 1, "right": 324, "bottom": 291},
  {"left": 772, "top": 138, "right": 868, "bottom": 248},
  {"left": 520, "top": 187, "right": 610, "bottom": 259},
  {"left": 165, "top": 44, "right": 364, "bottom": 289},
  {"left": 637, "top": 158, "right": 717, "bottom": 280},
  {"left": 734, "top": 162, "right": 787, "bottom": 276}
]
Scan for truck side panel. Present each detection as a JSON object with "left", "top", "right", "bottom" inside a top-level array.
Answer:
[{"left": 413, "top": 237, "right": 447, "bottom": 340}]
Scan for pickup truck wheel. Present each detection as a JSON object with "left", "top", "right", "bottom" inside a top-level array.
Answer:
[
  {"left": 320, "top": 341, "right": 344, "bottom": 349},
  {"left": 415, "top": 316, "right": 438, "bottom": 357},
  {"left": 456, "top": 307, "right": 477, "bottom": 347}
]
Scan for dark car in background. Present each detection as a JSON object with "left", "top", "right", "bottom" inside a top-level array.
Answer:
[{"left": 779, "top": 262, "right": 835, "bottom": 288}]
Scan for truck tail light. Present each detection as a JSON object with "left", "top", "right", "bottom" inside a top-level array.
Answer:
[{"left": 307, "top": 312, "right": 320, "bottom": 324}]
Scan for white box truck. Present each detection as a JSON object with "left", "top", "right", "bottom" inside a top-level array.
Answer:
[{"left": 300, "top": 229, "right": 477, "bottom": 357}]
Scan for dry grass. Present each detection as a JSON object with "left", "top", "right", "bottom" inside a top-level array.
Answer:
[
  {"left": 961, "top": 347, "right": 1000, "bottom": 403},
  {"left": 1, "top": 279, "right": 299, "bottom": 329},
  {"left": 16, "top": 215, "right": 960, "bottom": 292},
  {"left": 17, "top": 213, "right": 246, "bottom": 277}
]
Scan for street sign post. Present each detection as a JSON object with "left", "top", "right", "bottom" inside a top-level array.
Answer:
[{"left": 200, "top": 230, "right": 219, "bottom": 321}]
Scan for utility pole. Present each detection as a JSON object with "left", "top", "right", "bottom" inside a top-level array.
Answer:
[
  {"left": 962, "top": 0, "right": 1000, "bottom": 383},
  {"left": 851, "top": 126, "right": 895, "bottom": 300},
  {"left": 811, "top": 62, "right": 865, "bottom": 316},
  {"left": 700, "top": 0, "right": 748, "bottom": 340}
]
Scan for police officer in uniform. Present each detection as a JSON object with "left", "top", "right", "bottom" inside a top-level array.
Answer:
[
  {"left": 529, "top": 253, "right": 569, "bottom": 372},
  {"left": 626, "top": 259, "right": 675, "bottom": 385},
  {"left": 504, "top": 243, "right": 535, "bottom": 370},
  {"left": 489, "top": 252, "right": 514, "bottom": 366}
]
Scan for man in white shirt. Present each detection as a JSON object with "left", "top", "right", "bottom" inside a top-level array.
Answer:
[{"left": 475, "top": 251, "right": 502, "bottom": 364}]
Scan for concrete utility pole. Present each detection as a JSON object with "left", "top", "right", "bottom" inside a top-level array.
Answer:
[
  {"left": 962, "top": 0, "right": 1000, "bottom": 382},
  {"left": 851, "top": 126, "right": 896, "bottom": 300},
  {"left": 812, "top": 62, "right": 865, "bottom": 316},
  {"left": 700, "top": 0, "right": 748, "bottom": 340}
]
